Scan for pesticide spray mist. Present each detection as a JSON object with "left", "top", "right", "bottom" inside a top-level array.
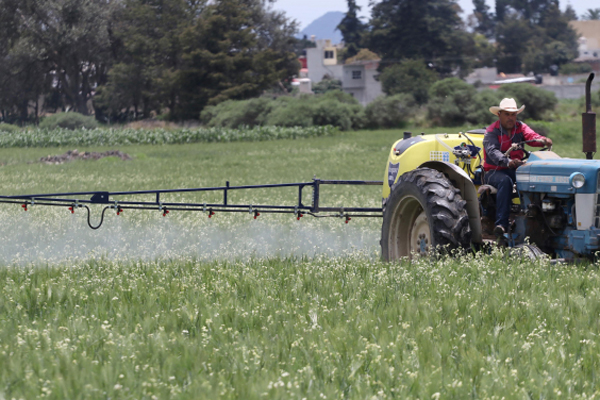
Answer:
[{"left": 0, "top": 207, "right": 381, "bottom": 265}]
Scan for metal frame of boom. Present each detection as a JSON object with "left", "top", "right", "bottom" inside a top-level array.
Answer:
[{"left": 0, "top": 178, "right": 383, "bottom": 229}]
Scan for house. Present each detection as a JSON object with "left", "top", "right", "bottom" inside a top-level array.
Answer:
[
  {"left": 569, "top": 20, "right": 600, "bottom": 72},
  {"left": 305, "top": 39, "right": 383, "bottom": 106}
]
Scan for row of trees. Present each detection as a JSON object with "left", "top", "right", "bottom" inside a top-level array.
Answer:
[
  {"left": 0, "top": 0, "right": 300, "bottom": 124},
  {"left": 339, "top": 0, "right": 580, "bottom": 76},
  {"left": 0, "top": 0, "right": 589, "bottom": 125}
]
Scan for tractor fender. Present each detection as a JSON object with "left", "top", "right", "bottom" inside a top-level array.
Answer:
[{"left": 420, "top": 161, "right": 482, "bottom": 244}]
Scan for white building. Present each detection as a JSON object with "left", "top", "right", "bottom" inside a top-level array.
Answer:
[{"left": 305, "top": 39, "right": 383, "bottom": 106}]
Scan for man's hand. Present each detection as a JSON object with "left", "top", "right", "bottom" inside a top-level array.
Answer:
[
  {"left": 543, "top": 138, "right": 553, "bottom": 147},
  {"left": 508, "top": 159, "right": 525, "bottom": 169}
]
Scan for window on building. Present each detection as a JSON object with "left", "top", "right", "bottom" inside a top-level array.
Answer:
[
  {"left": 324, "top": 50, "right": 334, "bottom": 59},
  {"left": 352, "top": 70, "right": 362, "bottom": 79}
]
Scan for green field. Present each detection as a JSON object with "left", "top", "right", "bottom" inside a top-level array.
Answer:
[{"left": 2, "top": 122, "right": 600, "bottom": 399}]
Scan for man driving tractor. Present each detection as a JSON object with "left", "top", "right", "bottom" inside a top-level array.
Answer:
[{"left": 483, "top": 98, "right": 553, "bottom": 238}]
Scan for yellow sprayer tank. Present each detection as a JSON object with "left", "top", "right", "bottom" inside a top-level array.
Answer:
[{"left": 382, "top": 131, "right": 484, "bottom": 200}]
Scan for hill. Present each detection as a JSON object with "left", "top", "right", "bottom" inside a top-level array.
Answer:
[{"left": 299, "top": 11, "right": 344, "bottom": 44}]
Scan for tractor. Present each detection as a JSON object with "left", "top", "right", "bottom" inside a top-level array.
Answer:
[{"left": 381, "top": 73, "right": 598, "bottom": 262}]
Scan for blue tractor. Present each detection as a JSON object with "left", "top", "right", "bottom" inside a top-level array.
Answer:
[{"left": 381, "top": 73, "right": 598, "bottom": 262}]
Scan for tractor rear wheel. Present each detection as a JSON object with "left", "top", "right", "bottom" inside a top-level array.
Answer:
[{"left": 381, "top": 168, "right": 471, "bottom": 260}]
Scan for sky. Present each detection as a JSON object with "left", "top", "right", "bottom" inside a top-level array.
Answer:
[{"left": 272, "top": 0, "right": 599, "bottom": 31}]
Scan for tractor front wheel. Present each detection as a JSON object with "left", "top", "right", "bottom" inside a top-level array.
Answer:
[{"left": 381, "top": 168, "right": 471, "bottom": 260}]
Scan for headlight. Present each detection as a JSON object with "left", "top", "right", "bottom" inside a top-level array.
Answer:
[{"left": 570, "top": 172, "right": 586, "bottom": 189}]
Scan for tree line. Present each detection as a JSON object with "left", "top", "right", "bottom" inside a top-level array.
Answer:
[
  {"left": 340, "top": 0, "right": 581, "bottom": 79},
  {"left": 0, "top": 0, "right": 590, "bottom": 125},
  {"left": 0, "top": 0, "right": 300, "bottom": 124}
]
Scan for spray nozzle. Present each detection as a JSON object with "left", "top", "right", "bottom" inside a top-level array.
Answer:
[{"left": 21, "top": 203, "right": 27, "bottom": 211}]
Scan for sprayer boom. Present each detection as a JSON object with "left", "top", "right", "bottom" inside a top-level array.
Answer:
[{"left": 0, "top": 178, "right": 383, "bottom": 229}]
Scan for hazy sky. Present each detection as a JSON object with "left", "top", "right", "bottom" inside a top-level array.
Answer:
[{"left": 273, "top": 0, "right": 599, "bottom": 30}]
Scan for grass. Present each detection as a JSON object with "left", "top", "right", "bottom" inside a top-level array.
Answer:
[{"left": 1, "top": 121, "right": 600, "bottom": 399}]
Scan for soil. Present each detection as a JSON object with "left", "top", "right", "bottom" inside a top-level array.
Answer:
[{"left": 39, "top": 149, "right": 132, "bottom": 164}]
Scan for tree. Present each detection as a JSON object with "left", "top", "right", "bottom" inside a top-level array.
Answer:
[
  {"left": 337, "top": 0, "right": 366, "bottom": 60},
  {"left": 13, "top": 0, "right": 117, "bottom": 115},
  {"left": 176, "top": 0, "right": 299, "bottom": 120},
  {"left": 366, "top": 0, "right": 475, "bottom": 75},
  {"left": 471, "top": 0, "right": 495, "bottom": 38},
  {"left": 95, "top": 0, "right": 203, "bottom": 121},
  {"left": 312, "top": 76, "right": 342, "bottom": 94},
  {"left": 494, "top": 1, "right": 578, "bottom": 73},
  {"left": 379, "top": 59, "right": 437, "bottom": 105},
  {"left": 583, "top": 8, "right": 600, "bottom": 20}
]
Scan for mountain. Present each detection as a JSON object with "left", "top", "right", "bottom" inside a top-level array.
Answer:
[{"left": 298, "top": 11, "right": 344, "bottom": 44}]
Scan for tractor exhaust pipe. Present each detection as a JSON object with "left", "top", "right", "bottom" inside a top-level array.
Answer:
[{"left": 583, "top": 72, "right": 596, "bottom": 160}]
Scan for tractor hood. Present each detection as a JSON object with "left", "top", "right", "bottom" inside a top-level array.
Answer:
[{"left": 516, "top": 151, "right": 600, "bottom": 194}]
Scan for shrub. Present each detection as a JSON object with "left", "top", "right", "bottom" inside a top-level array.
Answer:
[
  {"left": 312, "top": 91, "right": 365, "bottom": 130},
  {"left": 266, "top": 97, "right": 315, "bottom": 128},
  {"left": 526, "top": 121, "right": 551, "bottom": 137},
  {"left": 39, "top": 112, "right": 99, "bottom": 130},
  {"left": 365, "top": 94, "right": 417, "bottom": 129},
  {"left": 559, "top": 62, "right": 592, "bottom": 75},
  {"left": 466, "top": 89, "right": 502, "bottom": 127},
  {"left": 200, "top": 98, "right": 274, "bottom": 128},
  {"left": 312, "top": 77, "right": 342, "bottom": 94},
  {"left": 497, "top": 83, "right": 557, "bottom": 120},
  {"left": 427, "top": 78, "right": 477, "bottom": 126},
  {"left": 379, "top": 60, "right": 438, "bottom": 105},
  {"left": 0, "top": 123, "right": 20, "bottom": 133}
]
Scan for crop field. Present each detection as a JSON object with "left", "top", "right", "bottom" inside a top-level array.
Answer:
[{"left": 3, "top": 121, "right": 600, "bottom": 399}]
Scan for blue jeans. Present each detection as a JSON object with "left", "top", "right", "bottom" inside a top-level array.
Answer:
[{"left": 483, "top": 168, "right": 516, "bottom": 230}]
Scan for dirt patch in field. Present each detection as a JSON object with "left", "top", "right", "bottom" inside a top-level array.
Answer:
[{"left": 39, "top": 149, "right": 132, "bottom": 164}]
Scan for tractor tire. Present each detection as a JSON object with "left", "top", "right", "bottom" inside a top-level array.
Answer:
[{"left": 381, "top": 168, "right": 471, "bottom": 261}]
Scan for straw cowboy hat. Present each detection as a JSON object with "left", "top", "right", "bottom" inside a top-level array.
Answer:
[{"left": 489, "top": 98, "right": 525, "bottom": 116}]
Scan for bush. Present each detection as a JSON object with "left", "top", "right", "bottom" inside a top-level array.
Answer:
[
  {"left": 312, "top": 77, "right": 342, "bottom": 94},
  {"left": 266, "top": 92, "right": 364, "bottom": 131},
  {"left": 559, "top": 62, "right": 592, "bottom": 75},
  {"left": 365, "top": 94, "right": 417, "bottom": 129},
  {"left": 0, "top": 123, "right": 20, "bottom": 133},
  {"left": 497, "top": 84, "right": 557, "bottom": 120},
  {"left": 465, "top": 89, "right": 502, "bottom": 127},
  {"left": 266, "top": 97, "right": 315, "bottom": 128},
  {"left": 39, "top": 112, "right": 99, "bottom": 130},
  {"left": 312, "top": 91, "right": 365, "bottom": 130},
  {"left": 427, "top": 78, "right": 477, "bottom": 126},
  {"left": 200, "top": 98, "right": 274, "bottom": 128},
  {"left": 379, "top": 60, "right": 438, "bottom": 105}
]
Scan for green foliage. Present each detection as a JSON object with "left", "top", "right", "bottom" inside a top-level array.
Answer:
[
  {"left": 200, "top": 92, "right": 365, "bottom": 131},
  {"left": 0, "top": 125, "right": 337, "bottom": 148},
  {"left": 312, "top": 77, "right": 343, "bottom": 94},
  {"left": 0, "top": 123, "right": 20, "bottom": 133},
  {"left": 583, "top": 8, "right": 600, "bottom": 20},
  {"left": 176, "top": 0, "right": 299, "bottom": 119},
  {"left": 559, "top": 63, "right": 593, "bottom": 75},
  {"left": 466, "top": 89, "right": 502, "bottom": 127},
  {"left": 267, "top": 92, "right": 364, "bottom": 131},
  {"left": 365, "top": 94, "right": 417, "bottom": 129},
  {"left": 427, "top": 78, "right": 477, "bottom": 126},
  {"left": 497, "top": 84, "right": 558, "bottom": 120},
  {"left": 3, "top": 250, "right": 600, "bottom": 398},
  {"left": 200, "top": 98, "right": 274, "bottom": 128},
  {"left": 337, "top": 0, "right": 366, "bottom": 60},
  {"left": 379, "top": 60, "right": 438, "bottom": 104},
  {"left": 366, "top": 0, "right": 475, "bottom": 75},
  {"left": 495, "top": 2, "right": 578, "bottom": 74},
  {"left": 39, "top": 113, "right": 99, "bottom": 130}
]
